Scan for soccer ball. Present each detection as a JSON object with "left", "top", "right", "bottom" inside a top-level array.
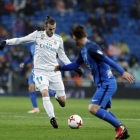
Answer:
[{"left": 68, "top": 115, "right": 83, "bottom": 129}]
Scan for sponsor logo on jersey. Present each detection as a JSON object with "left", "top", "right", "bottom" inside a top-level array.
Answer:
[
  {"left": 40, "top": 44, "right": 56, "bottom": 52},
  {"left": 97, "top": 50, "right": 103, "bottom": 55}
]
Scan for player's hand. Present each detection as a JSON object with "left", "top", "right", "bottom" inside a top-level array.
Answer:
[
  {"left": 121, "top": 72, "right": 134, "bottom": 84},
  {"left": 20, "top": 63, "right": 25, "bottom": 68},
  {"left": 74, "top": 68, "right": 83, "bottom": 77},
  {"left": 54, "top": 65, "right": 62, "bottom": 71},
  {"left": 0, "top": 41, "right": 6, "bottom": 51}
]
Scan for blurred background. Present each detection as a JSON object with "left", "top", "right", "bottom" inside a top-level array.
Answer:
[{"left": 0, "top": 0, "right": 140, "bottom": 98}]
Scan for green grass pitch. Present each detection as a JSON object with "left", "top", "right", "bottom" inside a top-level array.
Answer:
[{"left": 0, "top": 97, "right": 140, "bottom": 140}]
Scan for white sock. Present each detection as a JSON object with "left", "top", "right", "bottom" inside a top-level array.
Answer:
[
  {"left": 34, "top": 108, "right": 39, "bottom": 109},
  {"left": 42, "top": 97, "right": 55, "bottom": 119}
]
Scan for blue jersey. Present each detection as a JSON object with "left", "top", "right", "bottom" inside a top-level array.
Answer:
[
  {"left": 25, "top": 44, "right": 35, "bottom": 84},
  {"left": 30, "top": 44, "right": 35, "bottom": 69},
  {"left": 24, "top": 44, "right": 35, "bottom": 67},
  {"left": 75, "top": 40, "right": 116, "bottom": 86},
  {"left": 30, "top": 44, "right": 35, "bottom": 58}
]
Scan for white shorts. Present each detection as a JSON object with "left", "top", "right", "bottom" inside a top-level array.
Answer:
[{"left": 33, "top": 70, "right": 65, "bottom": 96}]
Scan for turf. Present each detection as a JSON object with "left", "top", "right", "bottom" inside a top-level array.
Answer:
[{"left": 0, "top": 97, "right": 140, "bottom": 140}]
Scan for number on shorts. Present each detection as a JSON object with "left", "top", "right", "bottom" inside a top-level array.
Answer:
[{"left": 36, "top": 76, "right": 43, "bottom": 84}]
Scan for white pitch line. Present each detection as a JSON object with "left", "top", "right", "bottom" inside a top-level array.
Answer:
[{"left": 0, "top": 115, "right": 140, "bottom": 121}]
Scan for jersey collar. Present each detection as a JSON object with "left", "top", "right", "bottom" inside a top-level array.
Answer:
[
  {"left": 84, "top": 40, "right": 90, "bottom": 48},
  {"left": 44, "top": 30, "right": 54, "bottom": 38}
]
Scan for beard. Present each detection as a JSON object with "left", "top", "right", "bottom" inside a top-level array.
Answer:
[{"left": 46, "top": 31, "right": 53, "bottom": 37}]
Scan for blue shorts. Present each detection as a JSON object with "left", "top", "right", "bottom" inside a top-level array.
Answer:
[
  {"left": 28, "top": 72, "right": 35, "bottom": 85},
  {"left": 90, "top": 82, "right": 117, "bottom": 109}
]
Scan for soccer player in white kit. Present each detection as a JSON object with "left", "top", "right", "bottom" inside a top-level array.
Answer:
[{"left": 0, "top": 15, "right": 82, "bottom": 128}]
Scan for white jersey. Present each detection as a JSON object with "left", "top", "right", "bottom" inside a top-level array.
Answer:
[{"left": 6, "top": 30, "right": 71, "bottom": 75}]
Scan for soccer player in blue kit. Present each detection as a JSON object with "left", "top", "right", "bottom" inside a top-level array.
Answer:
[
  {"left": 54, "top": 25, "right": 134, "bottom": 139},
  {"left": 20, "top": 44, "right": 55, "bottom": 113}
]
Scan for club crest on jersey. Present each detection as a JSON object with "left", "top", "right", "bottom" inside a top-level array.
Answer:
[
  {"left": 85, "top": 53, "right": 87, "bottom": 59},
  {"left": 54, "top": 40, "right": 57, "bottom": 44},
  {"left": 41, "top": 34, "right": 45, "bottom": 39}
]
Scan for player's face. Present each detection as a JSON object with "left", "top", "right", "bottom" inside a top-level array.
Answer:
[
  {"left": 73, "top": 36, "right": 83, "bottom": 48},
  {"left": 45, "top": 23, "right": 56, "bottom": 37}
]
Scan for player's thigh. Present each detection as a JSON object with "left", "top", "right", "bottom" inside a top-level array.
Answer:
[
  {"left": 49, "top": 74, "right": 65, "bottom": 92},
  {"left": 90, "top": 82, "right": 117, "bottom": 109},
  {"left": 34, "top": 74, "right": 49, "bottom": 92},
  {"left": 49, "top": 74, "right": 65, "bottom": 100}
]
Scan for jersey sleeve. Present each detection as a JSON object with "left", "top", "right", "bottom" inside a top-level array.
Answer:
[
  {"left": 75, "top": 51, "right": 84, "bottom": 65},
  {"left": 6, "top": 30, "right": 38, "bottom": 45},
  {"left": 87, "top": 44, "right": 105, "bottom": 61},
  {"left": 62, "top": 61, "right": 81, "bottom": 71},
  {"left": 87, "top": 43, "right": 125, "bottom": 75},
  {"left": 103, "top": 56, "right": 125, "bottom": 75},
  {"left": 24, "top": 53, "right": 33, "bottom": 65},
  {"left": 57, "top": 37, "right": 71, "bottom": 65},
  {"left": 62, "top": 51, "right": 83, "bottom": 70}
]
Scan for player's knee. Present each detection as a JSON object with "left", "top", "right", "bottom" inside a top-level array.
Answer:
[
  {"left": 28, "top": 84, "right": 35, "bottom": 92},
  {"left": 41, "top": 89, "right": 49, "bottom": 97},
  {"left": 88, "top": 104, "right": 99, "bottom": 115},
  {"left": 58, "top": 97, "right": 65, "bottom": 102}
]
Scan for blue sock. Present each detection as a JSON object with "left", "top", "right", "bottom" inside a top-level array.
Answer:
[
  {"left": 109, "top": 111, "right": 121, "bottom": 125},
  {"left": 29, "top": 91, "right": 38, "bottom": 108},
  {"left": 109, "top": 111, "right": 117, "bottom": 119},
  {"left": 95, "top": 108, "right": 120, "bottom": 128},
  {"left": 48, "top": 90, "right": 55, "bottom": 97}
]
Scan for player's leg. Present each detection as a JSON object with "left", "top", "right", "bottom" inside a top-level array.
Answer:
[
  {"left": 107, "top": 107, "right": 130, "bottom": 139},
  {"left": 41, "top": 88, "right": 58, "bottom": 128},
  {"left": 34, "top": 74, "right": 58, "bottom": 128},
  {"left": 28, "top": 86, "right": 54, "bottom": 113},
  {"left": 88, "top": 83, "right": 120, "bottom": 126},
  {"left": 106, "top": 93, "right": 130, "bottom": 139},
  {"left": 49, "top": 74, "right": 66, "bottom": 107},
  {"left": 55, "top": 90, "right": 66, "bottom": 107},
  {"left": 108, "top": 110, "right": 117, "bottom": 119},
  {"left": 88, "top": 82, "right": 130, "bottom": 139},
  {"left": 28, "top": 84, "right": 40, "bottom": 113},
  {"left": 88, "top": 104, "right": 121, "bottom": 127},
  {"left": 28, "top": 72, "right": 40, "bottom": 113}
]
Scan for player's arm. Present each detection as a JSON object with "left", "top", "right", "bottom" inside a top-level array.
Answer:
[
  {"left": 57, "top": 38, "right": 83, "bottom": 76},
  {"left": 54, "top": 51, "right": 83, "bottom": 71},
  {"left": 57, "top": 38, "right": 71, "bottom": 65},
  {"left": 103, "top": 56, "right": 134, "bottom": 83},
  {"left": 0, "top": 31, "right": 38, "bottom": 51},
  {"left": 87, "top": 45, "right": 134, "bottom": 83},
  {"left": 20, "top": 52, "right": 33, "bottom": 68}
]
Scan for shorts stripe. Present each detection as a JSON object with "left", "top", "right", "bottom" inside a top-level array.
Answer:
[{"left": 99, "top": 85, "right": 109, "bottom": 105}]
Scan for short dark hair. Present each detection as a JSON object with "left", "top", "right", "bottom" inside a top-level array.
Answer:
[
  {"left": 71, "top": 25, "right": 87, "bottom": 39},
  {"left": 45, "top": 15, "right": 56, "bottom": 26}
]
